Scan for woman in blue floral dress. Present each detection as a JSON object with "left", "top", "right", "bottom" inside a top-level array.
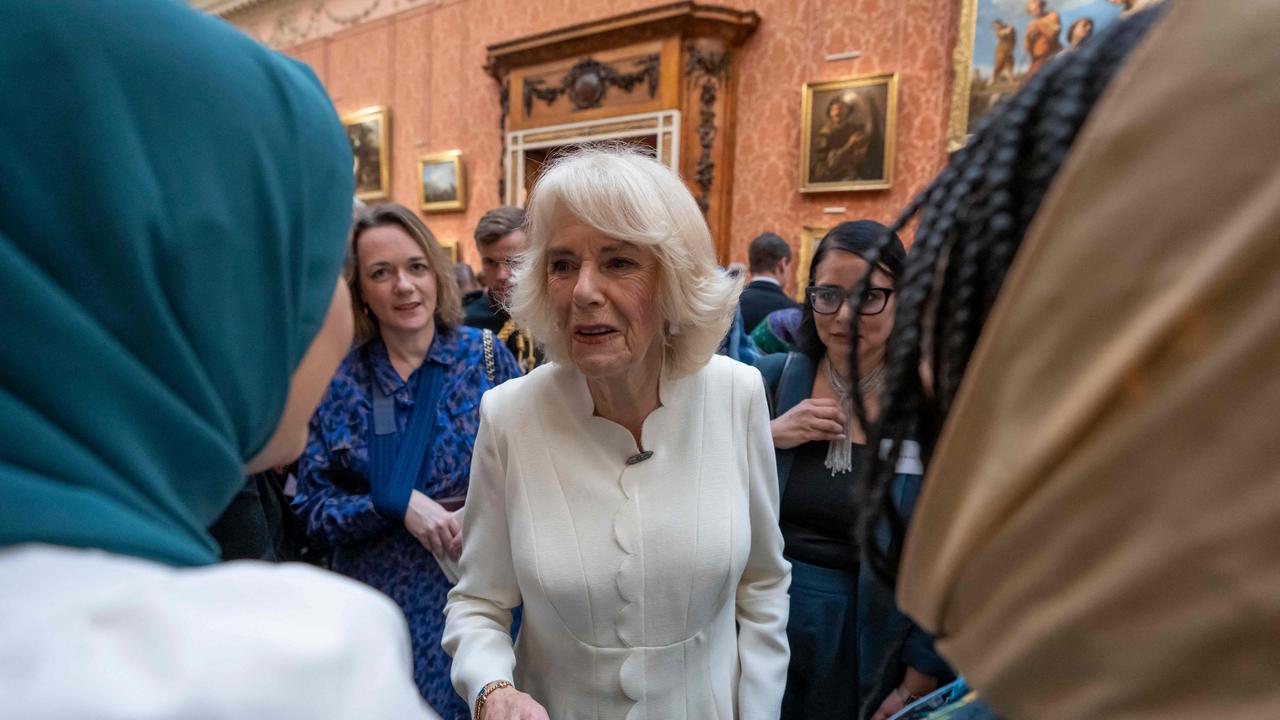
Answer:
[{"left": 295, "top": 204, "right": 519, "bottom": 718}]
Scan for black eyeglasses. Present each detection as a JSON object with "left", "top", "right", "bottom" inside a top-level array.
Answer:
[{"left": 806, "top": 285, "right": 894, "bottom": 316}]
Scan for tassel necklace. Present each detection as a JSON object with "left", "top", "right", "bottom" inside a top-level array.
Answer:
[{"left": 824, "top": 356, "right": 886, "bottom": 474}]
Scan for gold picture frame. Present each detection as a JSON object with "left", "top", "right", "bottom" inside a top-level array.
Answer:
[
  {"left": 418, "top": 150, "right": 466, "bottom": 213},
  {"left": 800, "top": 73, "right": 898, "bottom": 193},
  {"left": 342, "top": 106, "right": 390, "bottom": 201},
  {"left": 793, "top": 226, "right": 831, "bottom": 301},
  {"left": 948, "top": 0, "right": 1142, "bottom": 151},
  {"left": 946, "top": 0, "right": 981, "bottom": 152}
]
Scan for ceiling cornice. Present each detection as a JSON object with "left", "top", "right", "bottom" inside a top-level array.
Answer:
[{"left": 189, "top": 0, "right": 278, "bottom": 18}]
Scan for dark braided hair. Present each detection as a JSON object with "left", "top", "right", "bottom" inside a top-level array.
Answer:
[{"left": 848, "top": 7, "right": 1167, "bottom": 585}]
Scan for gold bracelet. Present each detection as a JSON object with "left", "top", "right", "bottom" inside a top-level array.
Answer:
[{"left": 474, "top": 679, "right": 513, "bottom": 720}]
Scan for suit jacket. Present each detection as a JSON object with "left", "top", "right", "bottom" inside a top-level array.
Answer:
[
  {"left": 739, "top": 279, "right": 801, "bottom": 332},
  {"left": 443, "top": 356, "right": 791, "bottom": 719}
]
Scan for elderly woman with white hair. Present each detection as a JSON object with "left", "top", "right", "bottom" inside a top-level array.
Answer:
[{"left": 442, "top": 149, "right": 791, "bottom": 720}]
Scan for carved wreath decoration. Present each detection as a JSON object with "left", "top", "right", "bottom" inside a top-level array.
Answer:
[{"left": 524, "top": 55, "right": 660, "bottom": 116}]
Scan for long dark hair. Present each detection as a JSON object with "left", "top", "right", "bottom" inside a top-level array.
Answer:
[{"left": 852, "top": 7, "right": 1166, "bottom": 584}]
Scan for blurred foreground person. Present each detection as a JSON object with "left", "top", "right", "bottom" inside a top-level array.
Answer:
[
  {"left": 0, "top": 2, "right": 435, "bottom": 717},
  {"left": 857, "top": 2, "right": 1280, "bottom": 718},
  {"left": 295, "top": 204, "right": 518, "bottom": 718},
  {"left": 444, "top": 149, "right": 790, "bottom": 720}
]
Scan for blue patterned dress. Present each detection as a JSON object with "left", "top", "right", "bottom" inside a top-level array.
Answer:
[{"left": 294, "top": 326, "right": 519, "bottom": 718}]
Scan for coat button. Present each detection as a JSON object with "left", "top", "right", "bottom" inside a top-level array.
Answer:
[{"left": 625, "top": 450, "right": 654, "bottom": 465}]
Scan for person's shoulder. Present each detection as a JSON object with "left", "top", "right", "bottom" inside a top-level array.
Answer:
[
  {"left": 155, "top": 561, "right": 437, "bottom": 717},
  {"left": 462, "top": 293, "right": 501, "bottom": 328},
  {"left": 0, "top": 546, "right": 436, "bottom": 719},
  {"left": 315, "top": 345, "right": 369, "bottom": 414},
  {"left": 693, "top": 357, "right": 769, "bottom": 424},
  {"left": 752, "top": 351, "right": 790, "bottom": 378},
  {"left": 335, "top": 343, "right": 368, "bottom": 378},
  {"left": 478, "top": 360, "right": 562, "bottom": 413},
  {"left": 448, "top": 324, "right": 486, "bottom": 351},
  {"left": 776, "top": 295, "right": 802, "bottom": 314},
  {"left": 461, "top": 291, "right": 487, "bottom": 313},
  {"left": 751, "top": 350, "right": 814, "bottom": 392},
  {"left": 704, "top": 353, "right": 766, "bottom": 389}
]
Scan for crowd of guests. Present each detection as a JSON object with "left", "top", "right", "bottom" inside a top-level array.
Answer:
[
  {"left": 4, "top": 1, "right": 1279, "bottom": 719},
  {"left": 209, "top": 160, "right": 939, "bottom": 719}
]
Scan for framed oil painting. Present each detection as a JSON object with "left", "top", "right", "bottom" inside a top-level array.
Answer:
[
  {"left": 418, "top": 150, "right": 466, "bottom": 213},
  {"left": 793, "top": 226, "right": 831, "bottom": 301},
  {"left": 800, "top": 73, "right": 898, "bottom": 193},
  {"left": 342, "top": 106, "right": 390, "bottom": 200},
  {"left": 948, "top": 0, "right": 1162, "bottom": 150}
]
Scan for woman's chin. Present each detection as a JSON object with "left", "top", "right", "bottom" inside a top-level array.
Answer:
[
  {"left": 569, "top": 347, "right": 632, "bottom": 380},
  {"left": 380, "top": 315, "right": 432, "bottom": 336}
]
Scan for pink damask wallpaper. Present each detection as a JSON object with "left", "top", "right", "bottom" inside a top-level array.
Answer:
[{"left": 229, "top": 0, "right": 957, "bottom": 277}]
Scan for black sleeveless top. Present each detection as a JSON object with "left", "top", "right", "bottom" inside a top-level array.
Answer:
[{"left": 779, "top": 440, "right": 866, "bottom": 569}]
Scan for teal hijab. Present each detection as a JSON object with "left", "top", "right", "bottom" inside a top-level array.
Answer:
[{"left": 0, "top": 1, "right": 354, "bottom": 566}]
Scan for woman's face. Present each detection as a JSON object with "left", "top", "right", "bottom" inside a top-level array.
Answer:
[
  {"left": 546, "top": 206, "right": 663, "bottom": 381},
  {"left": 357, "top": 224, "right": 437, "bottom": 337},
  {"left": 811, "top": 250, "right": 896, "bottom": 365}
]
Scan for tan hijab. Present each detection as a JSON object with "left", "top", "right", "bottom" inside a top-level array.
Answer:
[{"left": 898, "top": 0, "right": 1280, "bottom": 717}]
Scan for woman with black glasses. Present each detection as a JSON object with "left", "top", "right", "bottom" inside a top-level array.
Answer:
[{"left": 755, "top": 221, "right": 951, "bottom": 720}]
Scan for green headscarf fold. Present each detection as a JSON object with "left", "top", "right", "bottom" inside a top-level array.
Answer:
[{"left": 0, "top": 0, "right": 353, "bottom": 566}]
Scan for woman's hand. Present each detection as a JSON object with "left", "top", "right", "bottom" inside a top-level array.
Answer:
[
  {"left": 404, "top": 490, "right": 461, "bottom": 559},
  {"left": 871, "top": 668, "right": 938, "bottom": 720},
  {"left": 480, "top": 686, "right": 549, "bottom": 720},
  {"left": 870, "top": 688, "right": 908, "bottom": 720},
  {"left": 770, "top": 398, "right": 846, "bottom": 449}
]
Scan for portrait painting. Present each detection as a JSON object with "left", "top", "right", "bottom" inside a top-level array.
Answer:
[
  {"left": 800, "top": 73, "right": 898, "bottom": 193},
  {"left": 342, "top": 106, "right": 389, "bottom": 200},
  {"left": 418, "top": 150, "right": 466, "bottom": 213},
  {"left": 949, "top": 0, "right": 1163, "bottom": 149}
]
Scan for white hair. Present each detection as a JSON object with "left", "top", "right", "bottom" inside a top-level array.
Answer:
[{"left": 509, "top": 147, "right": 740, "bottom": 378}]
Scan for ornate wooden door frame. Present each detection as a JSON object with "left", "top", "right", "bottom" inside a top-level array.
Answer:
[{"left": 486, "top": 1, "right": 759, "bottom": 262}]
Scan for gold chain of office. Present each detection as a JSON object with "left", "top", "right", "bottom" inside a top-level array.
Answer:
[{"left": 497, "top": 320, "right": 539, "bottom": 373}]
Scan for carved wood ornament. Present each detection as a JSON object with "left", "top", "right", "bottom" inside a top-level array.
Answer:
[
  {"left": 684, "top": 45, "right": 729, "bottom": 214},
  {"left": 486, "top": 2, "right": 758, "bottom": 261},
  {"left": 524, "top": 55, "right": 661, "bottom": 116},
  {"left": 498, "top": 79, "right": 510, "bottom": 201}
]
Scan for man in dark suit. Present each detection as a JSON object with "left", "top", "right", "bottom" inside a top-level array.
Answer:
[
  {"left": 463, "top": 206, "right": 543, "bottom": 373},
  {"left": 739, "top": 231, "right": 801, "bottom": 331}
]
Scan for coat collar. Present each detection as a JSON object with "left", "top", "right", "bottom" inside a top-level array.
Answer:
[{"left": 748, "top": 278, "right": 785, "bottom": 293}]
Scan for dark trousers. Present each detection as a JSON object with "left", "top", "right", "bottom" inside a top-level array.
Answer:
[{"left": 781, "top": 558, "right": 860, "bottom": 720}]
